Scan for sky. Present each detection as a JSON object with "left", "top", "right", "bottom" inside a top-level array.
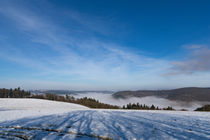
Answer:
[{"left": 0, "top": 0, "right": 210, "bottom": 90}]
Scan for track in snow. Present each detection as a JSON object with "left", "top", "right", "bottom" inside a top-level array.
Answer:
[{"left": 0, "top": 110, "right": 210, "bottom": 140}]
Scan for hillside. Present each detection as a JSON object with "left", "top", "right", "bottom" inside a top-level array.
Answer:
[
  {"left": 113, "top": 87, "right": 210, "bottom": 102},
  {"left": 0, "top": 98, "right": 88, "bottom": 122},
  {"left": 0, "top": 99, "right": 210, "bottom": 139}
]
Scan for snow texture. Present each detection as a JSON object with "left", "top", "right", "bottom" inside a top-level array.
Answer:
[{"left": 0, "top": 99, "right": 210, "bottom": 140}]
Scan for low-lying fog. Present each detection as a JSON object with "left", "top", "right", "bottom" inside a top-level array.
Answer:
[{"left": 72, "top": 92, "right": 208, "bottom": 111}]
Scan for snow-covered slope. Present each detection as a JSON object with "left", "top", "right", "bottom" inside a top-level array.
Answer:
[
  {"left": 0, "top": 99, "right": 209, "bottom": 140},
  {"left": 0, "top": 98, "right": 88, "bottom": 122}
]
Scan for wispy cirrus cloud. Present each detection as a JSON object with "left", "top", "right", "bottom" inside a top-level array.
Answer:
[
  {"left": 2, "top": 1, "right": 210, "bottom": 90},
  {"left": 0, "top": 2, "right": 171, "bottom": 90}
]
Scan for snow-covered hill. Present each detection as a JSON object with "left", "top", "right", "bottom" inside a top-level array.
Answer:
[
  {"left": 0, "top": 98, "right": 88, "bottom": 122},
  {"left": 0, "top": 99, "right": 209, "bottom": 140}
]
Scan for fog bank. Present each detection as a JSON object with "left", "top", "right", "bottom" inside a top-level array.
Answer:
[{"left": 73, "top": 92, "right": 209, "bottom": 111}]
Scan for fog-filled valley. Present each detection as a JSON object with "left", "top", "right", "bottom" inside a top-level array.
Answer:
[
  {"left": 33, "top": 91, "right": 208, "bottom": 111},
  {"left": 74, "top": 92, "right": 208, "bottom": 111}
]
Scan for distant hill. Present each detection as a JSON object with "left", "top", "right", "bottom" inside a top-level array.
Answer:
[
  {"left": 30, "top": 90, "right": 113, "bottom": 95},
  {"left": 112, "top": 87, "right": 210, "bottom": 102}
]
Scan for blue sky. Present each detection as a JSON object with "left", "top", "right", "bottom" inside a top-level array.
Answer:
[{"left": 0, "top": 0, "right": 210, "bottom": 90}]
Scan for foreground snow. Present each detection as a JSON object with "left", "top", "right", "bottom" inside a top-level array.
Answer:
[
  {"left": 0, "top": 98, "right": 88, "bottom": 122},
  {"left": 0, "top": 99, "right": 210, "bottom": 140}
]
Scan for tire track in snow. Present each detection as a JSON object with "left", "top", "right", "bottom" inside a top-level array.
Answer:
[{"left": 0, "top": 110, "right": 209, "bottom": 140}]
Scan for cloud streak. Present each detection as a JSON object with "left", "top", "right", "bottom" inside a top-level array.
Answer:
[
  {"left": 0, "top": 1, "right": 173, "bottom": 90},
  {"left": 1, "top": 1, "right": 210, "bottom": 90}
]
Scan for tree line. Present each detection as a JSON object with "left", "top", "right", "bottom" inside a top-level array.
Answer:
[
  {"left": 0, "top": 87, "right": 31, "bottom": 98},
  {"left": 194, "top": 105, "right": 210, "bottom": 111},
  {"left": 0, "top": 88, "right": 119, "bottom": 109},
  {"left": 123, "top": 103, "right": 175, "bottom": 110},
  {"left": 31, "top": 93, "right": 120, "bottom": 109}
]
